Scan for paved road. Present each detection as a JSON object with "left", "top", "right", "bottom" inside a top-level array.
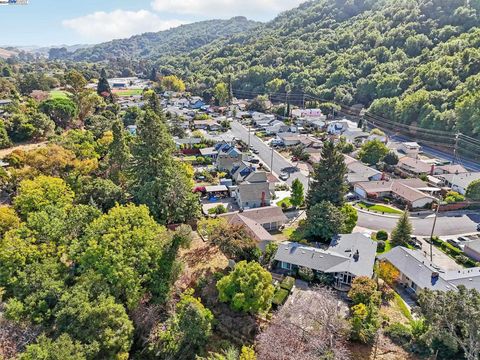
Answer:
[
  {"left": 230, "top": 121, "right": 310, "bottom": 189},
  {"left": 357, "top": 210, "right": 480, "bottom": 236}
]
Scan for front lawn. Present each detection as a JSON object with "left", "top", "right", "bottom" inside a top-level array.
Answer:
[
  {"left": 112, "top": 89, "right": 144, "bottom": 96},
  {"left": 358, "top": 202, "right": 403, "bottom": 214},
  {"left": 376, "top": 240, "right": 393, "bottom": 254},
  {"left": 49, "top": 90, "right": 69, "bottom": 99},
  {"left": 276, "top": 197, "right": 292, "bottom": 208}
]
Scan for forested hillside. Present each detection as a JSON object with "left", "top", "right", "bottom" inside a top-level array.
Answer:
[
  {"left": 55, "top": 17, "right": 260, "bottom": 62},
  {"left": 152, "top": 0, "right": 480, "bottom": 142}
]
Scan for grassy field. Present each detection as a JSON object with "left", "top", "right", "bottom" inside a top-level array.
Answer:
[
  {"left": 376, "top": 239, "right": 393, "bottom": 254},
  {"left": 49, "top": 90, "right": 69, "bottom": 99},
  {"left": 112, "top": 89, "right": 143, "bottom": 96},
  {"left": 358, "top": 202, "right": 403, "bottom": 214}
]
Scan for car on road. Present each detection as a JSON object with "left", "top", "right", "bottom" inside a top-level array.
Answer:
[
  {"left": 248, "top": 158, "right": 260, "bottom": 164},
  {"left": 281, "top": 166, "right": 299, "bottom": 174},
  {"left": 447, "top": 238, "right": 464, "bottom": 250},
  {"left": 279, "top": 172, "right": 289, "bottom": 181},
  {"left": 409, "top": 236, "right": 422, "bottom": 249}
]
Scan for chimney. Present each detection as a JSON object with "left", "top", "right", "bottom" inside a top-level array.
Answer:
[{"left": 353, "top": 250, "right": 360, "bottom": 261}]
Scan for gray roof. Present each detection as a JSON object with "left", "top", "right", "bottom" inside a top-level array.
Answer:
[
  {"left": 465, "top": 240, "right": 480, "bottom": 254},
  {"left": 238, "top": 182, "right": 271, "bottom": 203},
  {"left": 220, "top": 206, "right": 288, "bottom": 226},
  {"left": 200, "top": 147, "right": 218, "bottom": 156},
  {"left": 440, "top": 172, "right": 480, "bottom": 190},
  {"left": 378, "top": 247, "right": 456, "bottom": 292},
  {"left": 205, "top": 185, "right": 228, "bottom": 192},
  {"left": 274, "top": 233, "right": 376, "bottom": 277}
]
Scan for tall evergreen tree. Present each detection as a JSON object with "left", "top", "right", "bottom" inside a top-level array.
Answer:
[
  {"left": 290, "top": 178, "right": 304, "bottom": 207},
  {"left": 129, "top": 109, "right": 199, "bottom": 224},
  {"left": 307, "top": 141, "right": 347, "bottom": 207},
  {"left": 97, "top": 69, "right": 111, "bottom": 98},
  {"left": 390, "top": 210, "right": 413, "bottom": 247},
  {"left": 108, "top": 120, "right": 130, "bottom": 184}
]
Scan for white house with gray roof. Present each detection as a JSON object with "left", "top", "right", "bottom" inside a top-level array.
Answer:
[
  {"left": 379, "top": 247, "right": 480, "bottom": 295},
  {"left": 274, "top": 233, "right": 377, "bottom": 290}
]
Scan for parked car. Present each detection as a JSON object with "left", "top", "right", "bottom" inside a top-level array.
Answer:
[
  {"left": 447, "top": 238, "right": 464, "bottom": 250},
  {"left": 458, "top": 236, "right": 470, "bottom": 242},
  {"left": 279, "top": 172, "right": 289, "bottom": 181},
  {"left": 409, "top": 236, "right": 422, "bottom": 249},
  {"left": 248, "top": 158, "right": 260, "bottom": 164}
]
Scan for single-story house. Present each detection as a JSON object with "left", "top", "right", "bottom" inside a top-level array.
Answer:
[
  {"left": 342, "top": 128, "right": 369, "bottom": 144},
  {"left": 193, "top": 120, "right": 221, "bottom": 131},
  {"left": 291, "top": 108, "right": 325, "bottom": 119},
  {"left": 344, "top": 155, "right": 382, "bottom": 184},
  {"left": 437, "top": 172, "right": 480, "bottom": 195},
  {"left": 220, "top": 206, "right": 288, "bottom": 231},
  {"left": 265, "top": 120, "right": 290, "bottom": 135},
  {"left": 327, "top": 119, "right": 358, "bottom": 135},
  {"left": 174, "top": 137, "right": 202, "bottom": 148},
  {"left": 354, "top": 178, "right": 438, "bottom": 209},
  {"left": 379, "top": 247, "right": 480, "bottom": 295},
  {"left": 191, "top": 100, "right": 206, "bottom": 109},
  {"left": 199, "top": 147, "right": 218, "bottom": 159},
  {"left": 274, "top": 233, "right": 377, "bottom": 290},
  {"left": 396, "top": 157, "right": 433, "bottom": 176},
  {"left": 303, "top": 118, "right": 326, "bottom": 129},
  {"left": 399, "top": 142, "right": 421, "bottom": 158}
]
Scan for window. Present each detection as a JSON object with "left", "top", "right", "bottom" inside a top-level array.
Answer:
[{"left": 281, "top": 262, "right": 292, "bottom": 270}]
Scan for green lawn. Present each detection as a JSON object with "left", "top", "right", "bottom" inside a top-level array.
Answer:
[
  {"left": 276, "top": 197, "right": 292, "bottom": 208},
  {"left": 112, "top": 89, "right": 143, "bottom": 96},
  {"left": 282, "top": 223, "right": 307, "bottom": 242},
  {"left": 49, "top": 90, "right": 69, "bottom": 99},
  {"left": 358, "top": 202, "right": 403, "bottom": 214},
  {"left": 376, "top": 240, "right": 393, "bottom": 254}
]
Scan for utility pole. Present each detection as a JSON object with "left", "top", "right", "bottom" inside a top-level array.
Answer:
[
  {"left": 429, "top": 201, "right": 440, "bottom": 262},
  {"left": 248, "top": 124, "right": 251, "bottom": 149},
  {"left": 453, "top": 132, "right": 460, "bottom": 164}
]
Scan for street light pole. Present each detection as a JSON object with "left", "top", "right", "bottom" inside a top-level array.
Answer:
[
  {"left": 429, "top": 201, "right": 440, "bottom": 262},
  {"left": 248, "top": 124, "right": 251, "bottom": 149}
]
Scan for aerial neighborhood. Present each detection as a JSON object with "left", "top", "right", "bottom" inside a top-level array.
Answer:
[{"left": 2, "top": 0, "right": 480, "bottom": 359}]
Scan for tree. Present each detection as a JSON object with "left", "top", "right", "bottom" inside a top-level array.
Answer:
[
  {"left": 418, "top": 286, "right": 480, "bottom": 360},
  {"left": 129, "top": 109, "right": 199, "bottom": 224},
  {"left": 350, "top": 302, "right": 380, "bottom": 344},
  {"left": 0, "top": 206, "right": 20, "bottom": 237},
  {"left": 390, "top": 210, "right": 413, "bottom": 247},
  {"left": 239, "top": 346, "right": 256, "bottom": 360},
  {"left": 290, "top": 178, "right": 304, "bottom": 207},
  {"left": 466, "top": 179, "right": 480, "bottom": 201},
  {"left": 72, "top": 204, "right": 170, "bottom": 309},
  {"left": 39, "top": 98, "right": 78, "bottom": 129},
  {"left": 108, "top": 120, "right": 130, "bottom": 184},
  {"left": 20, "top": 334, "right": 87, "bottom": 360},
  {"left": 214, "top": 82, "right": 229, "bottom": 106},
  {"left": 13, "top": 176, "right": 74, "bottom": 217},
  {"left": 217, "top": 261, "right": 274, "bottom": 314},
  {"left": 161, "top": 75, "right": 186, "bottom": 92},
  {"left": 340, "top": 203, "right": 358, "bottom": 233},
  {"left": 348, "top": 276, "right": 381, "bottom": 306},
  {"left": 377, "top": 260, "right": 399, "bottom": 286},
  {"left": 150, "top": 289, "right": 214, "bottom": 359},
  {"left": 307, "top": 141, "right": 347, "bottom": 207},
  {"left": 75, "top": 177, "right": 126, "bottom": 212},
  {"left": 55, "top": 286, "right": 133, "bottom": 359},
  {"left": 198, "top": 218, "right": 260, "bottom": 261},
  {"left": 97, "top": 68, "right": 111, "bottom": 97},
  {"left": 256, "top": 288, "right": 350, "bottom": 360},
  {"left": 382, "top": 151, "right": 399, "bottom": 166},
  {"left": 305, "top": 201, "right": 345, "bottom": 242},
  {"left": 358, "top": 139, "right": 389, "bottom": 166},
  {"left": 0, "top": 120, "right": 12, "bottom": 148}
]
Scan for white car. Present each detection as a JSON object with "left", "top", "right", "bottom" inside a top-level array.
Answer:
[{"left": 279, "top": 173, "right": 289, "bottom": 181}]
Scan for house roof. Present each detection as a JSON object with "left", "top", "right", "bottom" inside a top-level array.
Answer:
[
  {"left": 378, "top": 247, "right": 455, "bottom": 291},
  {"left": 379, "top": 247, "right": 480, "bottom": 292},
  {"left": 274, "top": 233, "right": 376, "bottom": 277},
  {"left": 398, "top": 157, "right": 432, "bottom": 174},
  {"left": 465, "top": 240, "right": 480, "bottom": 254},
  {"left": 437, "top": 164, "right": 467, "bottom": 174},
  {"left": 440, "top": 172, "right": 480, "bottom": 189},
  {"left": 205, "top": 185, "right": 228, "bottom": 192},
  {"left": 220, "top": 206, "right": 288, "bottom": 226},
  {"left": 200, "top": 147, "right": 218, "bottom": 156},
  {"left": 238, "top": 182, "right": 271, "bottom": 203},
  {"left": 244, "top": 171, "right": 268, "bottom": 183},
  {"left": 355, "top": 179, "right": 436, "bottom": 203},
  {"left": 390, "top": 181, "right": 434, "bottom": 203}
]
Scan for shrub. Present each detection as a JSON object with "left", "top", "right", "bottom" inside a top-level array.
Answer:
[
  {"left": 377, "top": 241, "right": 386, "bottom": 252},
  {"left": 376, "top": 230, "right": 388, "bottom": 241},
  {"left": 385, "top": 322, "right": 413, "bottom": 346},
  {"left": 272, "top": 288, "right": 289, "bottom": 307},
  {"left": 298, "top": 266, "right": 314, "bottom": 282},
  {"left": 380, "top": 283, "right": 395, "bottom": 303},
  {"left": 280, "top": 276, "right": 295, "bottom": 292}
]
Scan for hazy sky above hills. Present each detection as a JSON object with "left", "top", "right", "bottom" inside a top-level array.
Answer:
[{"left": 0, "top": 0, "right": 304, "bottom": 47}]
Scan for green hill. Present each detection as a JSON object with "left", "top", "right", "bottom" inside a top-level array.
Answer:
[{"left": 56, "top": 17, "right": 261, "bottom": 62}]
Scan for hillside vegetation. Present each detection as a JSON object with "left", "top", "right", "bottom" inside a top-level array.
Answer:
[
  {"left": 57, "top": 17, "right": 261, "bottom": 62},
  {"left": 152, "top": 0, "right": 480, "bottom": 145}
]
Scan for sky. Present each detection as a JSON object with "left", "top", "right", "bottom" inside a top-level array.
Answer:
[{"left": 0, "top": 0, "right": 305, "bottom": 47}]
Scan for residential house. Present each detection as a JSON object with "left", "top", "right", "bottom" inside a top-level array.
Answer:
[
  {"left": 399, "top": 142, "right": 421, "bottom": 158},
  {"left": 265, "top": 120, "right": 290, "bottom": 135},
  {"left": 174, "top": 137, "right": 202, "bottom": 149},
  {"left": 252, "top": 112, "right": 276, "bottom": 123},
  {"left": 379, "top": 247, "right": 480, "bottom": 295},
  {"left": 199, "top": 147, "right": 218, "bottom": 159},
  {"left": 342, "top": 127, "right": 369, "bottom": 144},
  {"left": 215, "top": 143, "right": 244, "bottom": 172},
  {"left": 397, "top": 157, "right": 434, "bottom": 176},
  {"left": 276, "top": 133, "right": 314, "bottom": 147},
  {"left": 354, "top": 178, "right": 438, "bottom": 209},
  {"left": 303, "top": 118, "right": 326, "bottom": 129},
  {"left": 344, "top": 155, "right": 383, "bottom": 184},
  {"left": 191, "top": 99, "right": 206, "bottom": 110},
  {"left": 233, "top": 171, "right": 272, "bottom": 209},
  {"left": 219, "top": 206, "right": 288, "bottom": 250},
  {"left": 438, "top": 172, "right": 480, "bottom": 195},
  {"left": 291, "top": 108, "right": 325, "bottom": 119},
  {"left": 193, "top": 119, "right": 221, "bottom": 131},
  {"left": 327, "top": 119, "right": 358, "bottom": 135},
  {"left": 274, "top": 233, "right": 377, "bottom": 290},
  {"left": 173, "top": 98, "right": 191, "bottom": 108}
]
